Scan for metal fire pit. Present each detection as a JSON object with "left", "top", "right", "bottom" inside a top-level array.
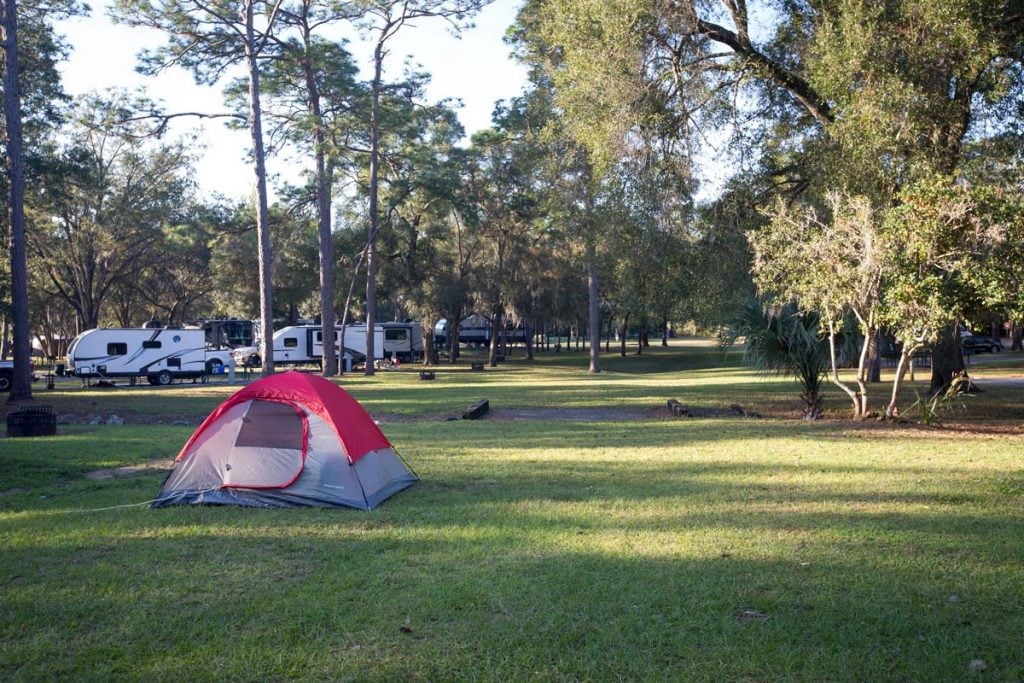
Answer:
[{"left": 6, "top": 404, "right": 57, "bottom": 437}]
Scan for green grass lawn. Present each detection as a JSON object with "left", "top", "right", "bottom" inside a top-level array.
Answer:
[{"left": 3, "top": 340, "right": 1023, "bottom": 680}]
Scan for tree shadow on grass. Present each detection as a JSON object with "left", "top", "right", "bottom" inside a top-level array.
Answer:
[{"left": 3, "top": 493, "right": 1022, "bottom": 680}]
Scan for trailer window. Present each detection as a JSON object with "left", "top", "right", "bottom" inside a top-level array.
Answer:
[
  {"left": 385, "top": 329, "right": 408, "bottom": 342},
  {"left": 314, "top": 331, "right": 322, "bottom": 343},
  {"left": 142, "top": 341, "right": 162, "bottom": 349},
  {"left": 107, "top": 343, "right": 127, "bottom": 356},
  {"left": 283, "top": 337, "right": 298, "bottom": 348}
]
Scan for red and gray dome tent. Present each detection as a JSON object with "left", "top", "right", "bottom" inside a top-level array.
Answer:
[{"left": 153, "top": 371, "right": 417, "bottom": 510}]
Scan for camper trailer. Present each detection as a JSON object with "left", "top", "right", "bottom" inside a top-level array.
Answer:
[
  {"left": 434, "top": 314, "right": 491, "bottom": 347},
  {"left": 191, "top": 318, "right": 255, "bottom": 349},
  {"left": 382, "top": 322, "right": 423, "bottom": 362},
  {"left": 233, "top": 324, "right": 384, "bottom": 370},
  {"left": 66, "top": 328, "right": 234, "bottom": 385}
]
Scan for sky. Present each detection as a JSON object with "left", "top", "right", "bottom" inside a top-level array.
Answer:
[{"left": 54, "top": 0, "right": 530, "bottom": 200}]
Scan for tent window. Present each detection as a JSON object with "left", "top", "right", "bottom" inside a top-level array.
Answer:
[{"left": 235, "top": 400, "right": 303, "bottom": 449}]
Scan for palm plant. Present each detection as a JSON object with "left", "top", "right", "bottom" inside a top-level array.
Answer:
[{"left": 722, "top": 299, "right": 830, "bottom": 420}]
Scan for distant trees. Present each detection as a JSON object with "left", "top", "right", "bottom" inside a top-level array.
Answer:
[
  {"left": 524, "top": 0, "right": 1024, "bottom": 414},
  {"left": 28, "top": 93, "right": 195, "bottom": 330},
  {"left": 10, "top": 0, "right": 1022, "bottom": 427}
]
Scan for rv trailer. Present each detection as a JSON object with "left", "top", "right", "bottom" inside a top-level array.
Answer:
[
  {"left": 382, "top": 322, "right": 423, "bottom": 362},
  {"left": 232, "top": 324, "right": 385, "bottom": 370},
  {"left": 66, "top": 328, "right": 235, "bottom": 385}
]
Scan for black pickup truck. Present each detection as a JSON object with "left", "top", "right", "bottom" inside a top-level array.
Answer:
[{"left": 0, "top": 359, "right": 37, "bottom": 392}]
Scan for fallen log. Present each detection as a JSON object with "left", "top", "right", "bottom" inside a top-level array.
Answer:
[{"left": 462, "top": 399, "right": 490, "bottom": 420}]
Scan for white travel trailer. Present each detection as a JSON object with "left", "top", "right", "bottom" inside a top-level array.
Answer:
[
  {"left": 382, "top": 322, "right": 423, "bottom": 363},
  {"left": 234, "top": 324, "right": 384, "bottom": 370},
  {"left": 66, "top": 328, "right": 235, "bottom": 385}
]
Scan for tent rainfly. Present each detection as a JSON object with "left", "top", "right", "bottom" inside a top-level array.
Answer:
[{"left": 152, "top": 371, "right": 417, "bottom": 509}]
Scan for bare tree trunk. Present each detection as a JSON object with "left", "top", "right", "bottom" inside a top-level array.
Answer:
[
  {"left": 245, "top": 0, "right": 275, "bottom": 378},
  {"left": 930, "top": 326, "right": 966, "bottom": 395},
  {"left": 301, "top": 32, "right": 336, "bottom": 377},
  {"left": 886, "top": 344, "right": 922, "bottom": 418},
  {"left": 853, "top": 323, "right": 874, "bottom": 416},
  {"left": 587, "top": 259, "right": 600, "bottom": 373},
  {"left": 423, "top": 320, "right": 439, "bottom": 366},
  {"left": 827, "top": 319, "right": 862, "bottom": 417},
  {"left": 867, "top": 329, "right": 881, "bottom": 383},
  {"left": 448, "top": 311, "right": 461, "bottom": 364},
  {"left": 364, "top": 39, "right": 384, "bottom": 376},
  {"left": 3, "top": 0, "right": 32, "bottom": 400},
  {"left": 338, "top": 246, "right": 367, "bottom": 374},
  {"left": 619, "top": 312, "right": 629, "bottom": 357},
  {"left": 488, "top": 309, "right": 501, "bottom": 367}
]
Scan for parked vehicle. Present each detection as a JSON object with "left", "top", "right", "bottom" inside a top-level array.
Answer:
[
  {"left": 962, "top": 334, "right": 1003, "bottom": 354},
  {"left": 0, "top": 359, "right": 38, "bottom": 392},
  {"left": 66, "top": 328, "right": 234, "bottom": 385},
  {"left": 382, "top": 322, "right": 423, "bottom": 362},
  {"left": 231, "top": 324, "right": 384, "bottom": 370},
  {"left": 191, "top": 318, "right": 255, "bottom": 349},
  {"left": 434, "top": 314, "right": 491, "bottom": 347},
  {"left": 434, "top": 314, "right": 526, "bottom": 348}
]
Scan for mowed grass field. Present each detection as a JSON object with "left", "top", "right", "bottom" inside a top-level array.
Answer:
[{"left": 2, "top": 339, "right": 1023, "bottom": 680}]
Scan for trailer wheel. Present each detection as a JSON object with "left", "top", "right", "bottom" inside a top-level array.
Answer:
[
  {"left": 156, "top": 370, "right": 173, "bottom": 386},
  {"left": 206, "top": 358, "right": 224, "bottom": 376},
  {"left": 0, "top": 372, "right": 11, "bottom": 392}
]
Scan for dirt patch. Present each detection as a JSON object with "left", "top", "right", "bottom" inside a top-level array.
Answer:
[
  {"left": 54, "top": 412, "right": 203, "bottom": 426},
  {"left": 487, "top": 407, "right": 667, "bottom": 421},
  {"left": 85, "top": 459, "right": 173, "bottom": 480}
]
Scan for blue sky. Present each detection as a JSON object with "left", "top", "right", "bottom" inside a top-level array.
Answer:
[{"left": 55, "top": 0, "right": 530, "bottom": 200}]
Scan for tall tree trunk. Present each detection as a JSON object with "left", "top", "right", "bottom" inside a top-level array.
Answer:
[
  {"left": 302, "top": 39, "right": 336, "bottom": 377},
  {"left": 867, "top": 329, "right": 881, "bottom": 383},
  {"left": 488, "top": 309, "right": 501, "bottom": 367},
  {"left": 423, "top": 317, "right": 439, "bottom": 366},
  {"left": 587, "top": 258, "right": 601, "bottom": 373},
  {"left": 661, "top": 313, "right": 669, "bottom": 346},
  {"left": 448, "top": 310, "right": 461, "bottom": 364},
  {"left": 827, "top": 319, "right": 862, "bottom": 417},
  {"left": 2, "top": 0, "right": 32, "bottom": 400},
  {"left": 886, "top": 343, "right": 922, "bottom": 418},
  {"left": 245, "top": 1, "right": 275, "bottom": 377},
  {"left": 619, "top": 313, "right": 629, "bottom": 357},
  {"left": 930, "top": 326, "right": 966, "bottom": 395},
  {"left": 364, "top": 39, "right": 384, "bottom": 376}
]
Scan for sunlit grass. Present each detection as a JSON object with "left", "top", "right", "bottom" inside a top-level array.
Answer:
[
  {"left": 2, "top": 340, "right": 1024, "bottom": 679},
  {"left": 22, "top": 338, "right": 1024, "bottom": 423}
]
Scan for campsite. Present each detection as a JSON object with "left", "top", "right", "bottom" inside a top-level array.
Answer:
[
  {"left": 4, "top": 0, "right": 1024, "bottom": 680},
  {"left": 3, "top": 341, "right": 1024, "bottom": 680}
]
